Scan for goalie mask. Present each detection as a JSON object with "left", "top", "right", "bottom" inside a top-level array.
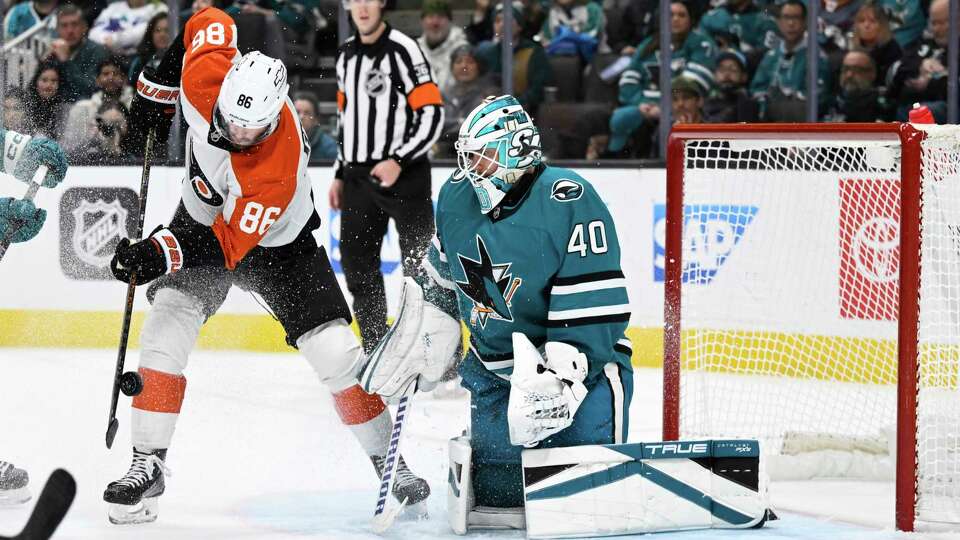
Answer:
[
  {"left": 212, "top": 51, "right": 289, "bottom": 149},
  {"left": 455, "top": 95, "right": 542, "bottom": 214}
]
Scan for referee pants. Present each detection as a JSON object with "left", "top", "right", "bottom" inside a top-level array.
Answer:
[{"left": 339, "top": 158, "right": 435, "bottom": 351}]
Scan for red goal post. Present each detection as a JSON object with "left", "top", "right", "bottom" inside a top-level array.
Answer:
[{"left": 661, "top": 123, "right": 958, "bottom": 532}]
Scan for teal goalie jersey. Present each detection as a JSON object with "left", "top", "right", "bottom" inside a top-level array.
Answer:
[{"left": 424, "top": 164, "right": 633, "bottom": 382}]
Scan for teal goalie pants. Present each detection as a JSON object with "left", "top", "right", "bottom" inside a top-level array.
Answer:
[{"left": 459, "top": 351, "right": 633, "bottom": 507}]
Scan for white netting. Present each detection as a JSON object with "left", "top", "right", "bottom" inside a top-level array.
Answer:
[
  {"left": 915, "top": 128, "right": 960, "bottom": 523},
  {"left": 674, "top": 126, "right": 960, "bottom": 525}
]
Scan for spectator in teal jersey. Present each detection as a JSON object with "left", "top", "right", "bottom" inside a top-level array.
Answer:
[
  {"left": 475, "top": 2, "right": 552, "bottom": 115},
  {"left": 43, "top": 4, "right": 109, "bottom": 102},
  {"left": 292, "top": 92, "right": 337, "bottom": 164},
  {"left": 540, "top": 0, "right": 605, "bottom": 50},
  {"left": 606, "top": 0, "right": 715, "bottom": 156},
  {"left": 749, "top": 0, "right": 831, "bottom": 120},
  {"left": 3, "top": 0, "right": 58, "bottom": 41},
  {"left": 698, "top": 0, "right": 778, "bottom": 62},
  {"left": 226, "top": 0, "right": 320, "bottom": 36},
  {"left": 877, "top": 0, "right": 924, "bottom": 48}
]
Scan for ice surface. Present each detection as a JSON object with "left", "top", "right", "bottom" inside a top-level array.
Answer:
[{"left": 0, "top": 349, "right": 955, "bottom": 539}]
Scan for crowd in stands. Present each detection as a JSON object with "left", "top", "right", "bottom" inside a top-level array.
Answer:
[{"left": 1, "top": 0, "right": 956, "bottom": 163}]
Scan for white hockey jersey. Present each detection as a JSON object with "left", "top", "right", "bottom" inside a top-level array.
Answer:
[{"left": 177, "top": 8, "right": 315, "bottom": 269}]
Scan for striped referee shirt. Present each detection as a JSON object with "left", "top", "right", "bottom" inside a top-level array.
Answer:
[{"left": 335, "top": 23, "right": 444, "bottom": 177}]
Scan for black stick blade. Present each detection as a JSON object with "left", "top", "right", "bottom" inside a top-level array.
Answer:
[
  {"left": 106, "top": 418, "right": 119, "bottom": 449},
  {"left": 3, "top": 469, "right": 77, "bottom": 540}
]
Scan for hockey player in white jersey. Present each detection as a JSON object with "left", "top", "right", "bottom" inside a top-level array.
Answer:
[
  {"left": 102, "top": 7, "right": 428, "bottom": 525},
  {"left": 0, "top": 129, "right": 70, "bottom": 506}
]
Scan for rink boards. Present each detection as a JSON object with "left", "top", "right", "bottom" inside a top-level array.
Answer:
[{"left": 0, "top": 165, "right": 936, "bottom": 384}]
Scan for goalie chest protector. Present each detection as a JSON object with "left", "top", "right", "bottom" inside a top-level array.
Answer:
[{"left": 433, "top": 164, "right": 632, "bottom": 381}]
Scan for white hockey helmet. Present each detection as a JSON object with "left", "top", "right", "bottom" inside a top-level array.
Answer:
[{"left": 213, "top": 51, "right": 290, "bottom": 147}]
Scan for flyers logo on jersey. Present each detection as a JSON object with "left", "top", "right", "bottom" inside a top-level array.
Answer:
[
  {"left": 189, "top": 151, "right": 224, "bottom": 206},
  {"left": 136, "top": 78, "right": 180, "bottom": 105}
]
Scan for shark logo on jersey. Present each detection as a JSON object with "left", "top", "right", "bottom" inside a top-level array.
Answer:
[
  {"left": 455, "top": 236, "right": 523, "bottom": 329},
  {"left": 551, "top": 179, "right": 583, "bottom": 202}
]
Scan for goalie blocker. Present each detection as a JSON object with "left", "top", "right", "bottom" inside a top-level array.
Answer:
[{"left": 448, "top": 437, "right": 774, "bottom": 538}]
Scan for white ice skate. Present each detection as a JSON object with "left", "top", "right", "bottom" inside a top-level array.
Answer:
[
  {"left": 0, "top": 460, "right": 31, "bottom": 506},
  {"left": 104, "top": 448, "right": 168, "bottom": 524}
]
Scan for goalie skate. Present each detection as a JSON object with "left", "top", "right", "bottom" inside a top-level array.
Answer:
[
  {"left": 0, "top": 460, "right": 30, "bottom": 506},
  {"left": 104, "top": 448, "right": 167, "bottom": 525},
  {"left": 371, "top": 454, "right": 430, "bottom": 518}
]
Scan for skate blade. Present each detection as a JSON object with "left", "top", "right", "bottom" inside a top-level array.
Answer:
[
  {"left": 398, "top": 500, "right": 429, "bottom": 521},
  {"left": 107, "top": 497, "right": 159, "bottom": 525},
  {"left": 0, "top": 487, "right": 31, "bottom": 506}
]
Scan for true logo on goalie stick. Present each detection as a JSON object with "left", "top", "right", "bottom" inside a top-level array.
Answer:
[
  {"left": 455, "top": 236, "right": 522, "bottom": 329},
  {"left": 653, "top": 204, "right": 758, "bottom": 284}
]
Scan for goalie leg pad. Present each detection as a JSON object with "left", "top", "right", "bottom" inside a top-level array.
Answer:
[
  {"left": 521, "top": 440, "right": 770, "bottom": 539},
  {"left": 361, "top": 277, "right": 461, "bottom": 398},
  {"left": 447, "top": 436, "right": 525, "bottom": 535}
]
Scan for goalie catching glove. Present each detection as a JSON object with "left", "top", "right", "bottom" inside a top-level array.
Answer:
[
  {"left": 508, "top": 333, "right": 588, "bottom": 447},
  {"left": 360, "top": 277, "right": 462, "bottom": 399},
  {"left": 110, "top": 226, "right": 183, "bottom": 284}
]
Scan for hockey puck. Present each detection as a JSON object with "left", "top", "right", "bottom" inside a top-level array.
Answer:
[{"left": 119, "top": 371, "right": 144, "bottom": 397}]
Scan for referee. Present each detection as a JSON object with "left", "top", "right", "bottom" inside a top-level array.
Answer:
[{"left": 331, "top": 0, "right": 444, "bottom": 351}]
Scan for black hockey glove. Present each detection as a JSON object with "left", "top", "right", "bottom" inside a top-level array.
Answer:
[
  {"left": 110, "top": 227, "right": 183, "bottom": 285},
  {"left": 125, "top": 68, "right": 178, "bottom": 145}
]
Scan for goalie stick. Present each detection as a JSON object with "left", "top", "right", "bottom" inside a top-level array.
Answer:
[
  {"left": 371, "top": 377, "right": 418, "bottom": 534},
  {"left": 0, "top": 469, "right": 76, "bottom": 540},
  {"left": 0, "top": 165, "right": 48, "bottom": 262},
  {"left": 105, "top": 129, "right": 155, "bottom": 449}
]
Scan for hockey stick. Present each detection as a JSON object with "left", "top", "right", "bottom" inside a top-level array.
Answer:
[
  {"left": 0, "top": 166, "right": 48, "bottom": 262},
  {"left": 105, "top": 129, "right": 155, "bottom": 449},
  {"left": 371, "top": 377, "right": 418, "bottom": 534},
  {"left": 0, "top": 469, "right": 76, "bottom": 540}
]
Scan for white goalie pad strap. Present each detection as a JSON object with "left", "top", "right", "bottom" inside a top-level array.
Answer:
[
  {"left": 447, "top": 436, "right": 526, "bottom": 535},
  {"left": 447, "top": 436, "right": 473, "bottom": 535},
  {"left": 508, "top": 333, "right": 588, "bottom": 447},
  {"left": 360, "top": 276, "right": 462, "bottom": 398},
  {"left": 521, "top": 440, "right": 769, "bottom": 539}
]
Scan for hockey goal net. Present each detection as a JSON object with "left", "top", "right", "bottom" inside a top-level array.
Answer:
[{"left": 662, "top": 123, "right": 960, "bottom": 531}]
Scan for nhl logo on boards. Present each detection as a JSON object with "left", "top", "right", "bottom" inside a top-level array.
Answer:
[
  {"left": 60, "top": 187, "right": 138, "bottom": 280},
  {"left": 364, "top": 69, "right": 389, "bottom": 97}
]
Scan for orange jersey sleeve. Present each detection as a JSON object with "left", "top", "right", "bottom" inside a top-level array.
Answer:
[
  {"left": 181, "top": 7, "right": 239, "bottom": 123},
  {"left": 210, "top": 104, "right": 305, "bottom": 269}
]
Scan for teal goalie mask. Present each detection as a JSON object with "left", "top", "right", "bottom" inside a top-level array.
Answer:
[{"left": 454, "top": 95, "right": 542, "bottom": 214}]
